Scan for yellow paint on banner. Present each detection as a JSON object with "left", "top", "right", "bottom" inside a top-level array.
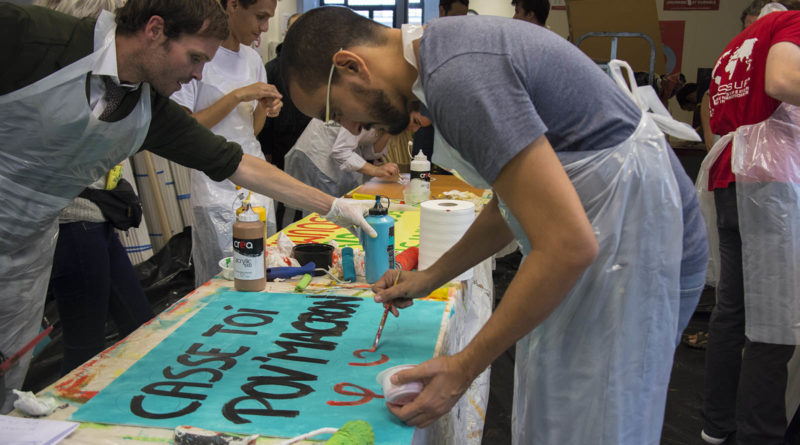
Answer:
[{"left": 268, "top": 211, "right": 420, "bottom": 252}]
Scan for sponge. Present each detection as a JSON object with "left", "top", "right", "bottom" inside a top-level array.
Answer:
[{"left": 325, "top": 420, "right": 374, "bottom": 445}]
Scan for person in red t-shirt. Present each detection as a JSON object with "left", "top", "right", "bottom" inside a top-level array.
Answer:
[{"left": 701, "top": 3, "right": 800, "bottom": 444}]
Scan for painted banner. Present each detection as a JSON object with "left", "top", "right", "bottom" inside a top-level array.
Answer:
[
  {"left": 72, "top": 291, "right": 446, "bottom": 444},
  {"left": 663, "top": 0, "right": 719, "bottom": 11},
  {"left": 269, "top": 211, "right": 420, "bottom": 253}
]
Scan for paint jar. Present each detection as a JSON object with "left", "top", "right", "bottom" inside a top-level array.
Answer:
[
  {"left": 233, "top": 204, "right": 266, "bottom": 292},
  {"left": 361, "top": 196, "right": 395, "bottom": 284},
  {"left": 292, "top": 243, "right": 334, "bottom": 276},
  {"left": 376, "top": 364, "right": 423, "bottom": 406}
]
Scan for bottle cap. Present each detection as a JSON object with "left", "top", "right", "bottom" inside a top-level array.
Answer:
[
  {"left": 413, "top": 151, "right": 428, "bottom": 162},
  {"left": 368, "top": 195, "right": 389, "bottom": 215},
  {"left": 237, "top": 204, "right": 259, "bottom": 222}
]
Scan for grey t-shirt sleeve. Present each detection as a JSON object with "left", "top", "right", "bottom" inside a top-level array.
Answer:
[{"left": 424, "top": 53, "right": 546, "bottom": 185}]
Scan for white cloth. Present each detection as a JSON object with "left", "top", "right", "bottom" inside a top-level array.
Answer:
[
  {"left": 171, "top": 44, "right": 276, "bottom": 287},
  {"left": 403, "top": 26, "right": 683, "bottom": 445},
  {"left": 697, "top": 103, "right": 800, "bottom": 344},
  {"left": 0, "top": 11, "right": 152, "bottom": 412}
]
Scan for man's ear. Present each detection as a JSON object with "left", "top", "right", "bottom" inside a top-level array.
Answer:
[
  {"left": 143, "top": 15, "right": 167, "bottom": 44},
  {"left": 332, "top": 50, "right": 371, "bottom": 83}
]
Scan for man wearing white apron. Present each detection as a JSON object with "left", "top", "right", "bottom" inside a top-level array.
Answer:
[
  {"left": 282, "top": 9, "right": 707, "bottom": 444},
  {"left": 0, "top": 1, "right": 373, "bottom": 413},
  {"left": 697, "top": 6, "right": 800, "bottom": 445}
]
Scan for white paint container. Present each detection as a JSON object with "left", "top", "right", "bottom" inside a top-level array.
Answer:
[{"left": 376, "top": 364, "right": 423, "bottom": 405}]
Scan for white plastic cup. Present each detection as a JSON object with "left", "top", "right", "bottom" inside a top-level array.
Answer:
[
  {"left": 218, "top": 257, "right": 234, "bottom": 280},
  {"left": 376, "top": 364, "right": 423, "bottom": 405}
]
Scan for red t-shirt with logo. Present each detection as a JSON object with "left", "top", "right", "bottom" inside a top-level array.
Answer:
[{"left": 708, "top": 11, "right": 800, "bottom": 191}]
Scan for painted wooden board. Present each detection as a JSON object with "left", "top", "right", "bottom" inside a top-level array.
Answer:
[
  {"left": 268, "top": 210, "right": 420, "bottom": 253},
  {"left": 71, "top": 290, "right": 446, "bottom": 444}
]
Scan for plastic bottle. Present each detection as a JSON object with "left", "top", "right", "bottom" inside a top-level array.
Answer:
[
  {"left": 361, "top": 196, "right": 395, "bottom": 284},
  {"left": 407, "top": 147, "right": 431, "bottom": 205},
  {"left": 232, "top": 204, "right": 266, "bottom": 292}
]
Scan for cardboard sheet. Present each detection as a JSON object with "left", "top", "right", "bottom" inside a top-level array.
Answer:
[
  {"left": 72, "top": 291, "right": 447, "bottom": 444},
  {"left": 567, "top": 0, "right": 666, "bottom": 75}
]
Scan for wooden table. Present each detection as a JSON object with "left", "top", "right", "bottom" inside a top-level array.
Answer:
[
  {"left": 346, "top": 174, "right": 487, "bottom": 201},
  {"left": 11, "top": 199, "right": 493, "bottom": 444}
]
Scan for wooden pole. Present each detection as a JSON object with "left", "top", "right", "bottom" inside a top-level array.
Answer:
[{"left": 142, "top": 151, "right": 172, "bottom": 244}]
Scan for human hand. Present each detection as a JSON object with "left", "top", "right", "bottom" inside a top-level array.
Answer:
[
  {"left": 235, "top": 82, "right": 281, "bottom": 103},
  {"left": 386, "top": 355, "right": 474, "bottom": 428},
  {"left": 260, "top": 96, "right": 283, "bottom": 117},
  {"left": 324, "top": 198, "right": 377, "bottom": 238},
  {"left": 372, "top": 269, "right": 436, "bottom": 316},
  {"left": 374, "top": 162, "right": 400, "bottom": 180}
]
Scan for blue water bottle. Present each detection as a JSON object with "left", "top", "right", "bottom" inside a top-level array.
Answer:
[{"left": 362, "top": 196, "right": 395, "bottom": 284}]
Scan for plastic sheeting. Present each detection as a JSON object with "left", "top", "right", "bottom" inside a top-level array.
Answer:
[{"left": 731, "top": 103, "right": 800, "bottom": 345}]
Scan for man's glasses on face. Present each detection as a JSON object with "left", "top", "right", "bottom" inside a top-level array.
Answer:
[{"left": 325, "top": 49, "right": 343, "bottom": 128}]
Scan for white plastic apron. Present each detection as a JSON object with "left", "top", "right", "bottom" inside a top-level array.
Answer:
[
  {"left": 290, "top": 119, "right": 344, "bottom": 181},
  {"left": 0, "top": 11, "right": 151, "bottom": 412},
  {"left": 698, "top": 103, "right": 800, "bottom": 345},
  {"left": 403, "top": 27, "right": 683, "bottom": 444},
  {"left": 188, "top": 50, "right": 275, "bottom": 286}
]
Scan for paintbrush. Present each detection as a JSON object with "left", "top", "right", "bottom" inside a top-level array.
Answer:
[{"left": 368, "top": 270, "right": 401, "bottom": 353}]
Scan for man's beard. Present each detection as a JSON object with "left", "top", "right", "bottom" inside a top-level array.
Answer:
[{"left": 354, "top": 84, "right": 410, "bottom": 135}]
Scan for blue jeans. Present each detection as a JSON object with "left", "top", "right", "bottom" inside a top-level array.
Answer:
[
  {"left": 50, "top": 222, "right": 154, "bottom": 375},
  {"left": 677, "top": 269, "right": 706, "bottom": 347}
]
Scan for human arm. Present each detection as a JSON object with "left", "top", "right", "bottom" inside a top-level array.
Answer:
[
  {"left": 187, "top": 81, "right": 281, "bottom": 130},
  {"left": 373, "top": 195, "right": 514, "bottom": 314},
  {"left": 253, "top": 95, "right": 283, "bottom": 136},
  {"left": 357, "top": 161, "right": 400, "bottom": 179},
  {"left": 356, "top": 131, "right": 398, "bottom": 178},
  {"left": 230, "top": 155, "right": 375, "bottom": 236},
  {"left": 332, "top": 128, "right": 398, "bottom": 178},
  {"left": 143, "top": 94, "right": 375, "bottom": 236},
  {"left": 374, "top": 136, "right": 599, "bottom": 426},
  {"left": 764, "top": 41, "right": 800, "bottom": 105},
  {"left": 700, "top": 91, "right": 714, "bottom": 151}
]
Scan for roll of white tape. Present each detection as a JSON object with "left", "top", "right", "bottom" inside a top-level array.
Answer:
[{"left": 419, "top": 199, "right": 476, "bottom": 281}]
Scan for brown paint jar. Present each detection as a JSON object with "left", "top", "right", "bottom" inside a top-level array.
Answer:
[{"left": 232, "top": 205, "right": 266, "bottom": 292}]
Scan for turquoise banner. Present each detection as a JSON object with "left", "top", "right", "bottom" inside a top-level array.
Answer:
[{"left": 72, "top": 291, "right": 446, "bottom": 443}]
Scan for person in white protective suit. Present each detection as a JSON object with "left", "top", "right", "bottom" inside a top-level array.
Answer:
[
  {"left": 697, "top": 3, "right": 800, "bottom": 444},
  {"left": 0, "top": 0, "right": 374, "bottom": 413},
  {"left": 171, "top": 0, "right": 281, "bottom": 287},
  {"left": 282, "top": 118, "right": 398, "bottom": 223},
  {"left": 282, "top": 8, "right": 708, "bottom": 444}
]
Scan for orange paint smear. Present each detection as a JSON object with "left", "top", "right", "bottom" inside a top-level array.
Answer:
[{"left": 54, "top": 372, "right": 98, "bottom": 403}]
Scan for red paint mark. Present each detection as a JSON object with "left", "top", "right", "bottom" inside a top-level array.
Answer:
[
  {"left": 165, "top": 298, "right": 190, "bottom": 315},
  {"left": 327, "top": 382, "right": 384, "bottom": 406},
  {"left": 54, "top": 372, "right": 98, "bottom": 403},
  {"left": 349, "top": 348, "right": 389, "bottom": 366}
]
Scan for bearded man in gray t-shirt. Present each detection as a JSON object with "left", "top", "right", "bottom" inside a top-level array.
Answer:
[{"left": 282, "top": 7, "right": 707, "bottom": 445}]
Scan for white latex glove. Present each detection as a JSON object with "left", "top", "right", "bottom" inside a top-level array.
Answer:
[{"left": 324, "top": 198, "right": 377, "bottom": 238}]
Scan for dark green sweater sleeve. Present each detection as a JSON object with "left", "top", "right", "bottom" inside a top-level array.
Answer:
[
  {"left": 141, "top": 92, "right": 244, "bottom": 182},
  {"left": 0, "top": 3, "right": 94, "bottom": 95}
]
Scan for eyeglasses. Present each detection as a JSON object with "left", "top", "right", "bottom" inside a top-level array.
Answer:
[{"left": 325, "top": 49, "right": 342, "bottom": 128}]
